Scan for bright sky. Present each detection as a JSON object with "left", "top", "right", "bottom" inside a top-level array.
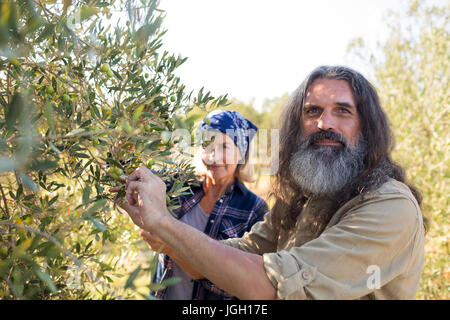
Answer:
[{"left": 158, "top": 0, "right": 404, "bottom": 111}]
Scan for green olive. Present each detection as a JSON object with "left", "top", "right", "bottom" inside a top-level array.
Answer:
[
  {"left": 122, "top": 120, "right": 132, "bottom": 134},
  {"left": 18, "top": 229, "right": 27, "bottom": 238},
  {"left": 146, "top": 158, "right": 155, "bottom": 169},
  {"left": 9, "top": 58, "right": 18, "bottom": 67},
  {"left": 46, "top": 86, "right": 55, "bottom": 95},
  {"left": 100, "top": 63, "right": 111, "bottom": 73},
  {"left": 108, "top": 167, "right": 121, "bottom": 178},
  {"left": 0, "top": 246, "right": 8, "bottom": 257},
  {"left": 108, "top": 233, "right": 117, "bottom": 242}
]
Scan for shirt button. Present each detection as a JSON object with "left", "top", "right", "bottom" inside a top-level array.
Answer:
[
  {"left": 210, "top": 219, "right": 214, "bottom": 223},
  {"left": 219, "top": 199, "right": 223, "bottom": 203},
  {"left": 301, "top": 270, "right": 312, "bottom": 281}
]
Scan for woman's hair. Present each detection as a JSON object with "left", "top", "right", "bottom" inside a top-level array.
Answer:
[
  {"left": 235, "top": 142, "right": 256, "bottom": 183},
  {"left": 270, "top": 65, "right": 427, "bottom": 233}
]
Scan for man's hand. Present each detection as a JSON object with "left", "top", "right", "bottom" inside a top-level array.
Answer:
[
  {"left": 140, "top": 230, "right": 170, "bottom": 254},
  {"left": 111, "top": 166, "right": 171, "bottom": 232},
  {"left": 111, "top": 167, "right": 276, "bottom": 299}
]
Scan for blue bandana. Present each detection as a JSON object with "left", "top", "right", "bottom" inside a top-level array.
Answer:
[{"left": 199, "top": 110, "right": 258, "bottom": 159}]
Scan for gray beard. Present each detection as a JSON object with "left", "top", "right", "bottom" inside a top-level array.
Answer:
[{"left": 289, "top": 132, "right": 367, "bottom": 197}]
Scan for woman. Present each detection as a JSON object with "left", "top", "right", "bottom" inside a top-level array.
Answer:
[{"left": 146, "top": 110, "right": 268, "bottom": 300}]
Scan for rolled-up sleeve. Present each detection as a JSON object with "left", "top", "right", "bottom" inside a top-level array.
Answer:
[
  {"left": 263, "top": 194, "right": 423, "bottom": 300},
  {"left": 222, "top": 209, "right": 278, "bottom": 255}
]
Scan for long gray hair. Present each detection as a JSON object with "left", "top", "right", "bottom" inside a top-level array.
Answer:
[{"left": 270, "top": 66, "right": 426, "bottom": 233}]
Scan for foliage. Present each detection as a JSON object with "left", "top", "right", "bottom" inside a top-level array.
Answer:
[
  {"left": 347, "top": 0, "right": 449, "bottom": 299},
  {"left": 0, "top": 0, "right": 227, "bottom": 299},
  {"left": 183, "top": 94, "right": 289, "bottom": 131}
]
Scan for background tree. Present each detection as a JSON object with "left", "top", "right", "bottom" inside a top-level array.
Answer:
[
  {"left": 347, "top": 0, "right": 449, "bottom": 299},
  {"left": 0, "top": 0, "right": 227, "bottom": 299}
]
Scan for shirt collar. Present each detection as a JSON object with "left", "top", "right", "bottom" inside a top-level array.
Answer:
[{"left": 231, "top": 180, "right": 248, "bottom": 196}]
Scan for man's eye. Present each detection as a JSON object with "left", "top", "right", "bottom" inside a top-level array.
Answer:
[
  {"left": 339, "top": 108, "right": 351, "bottom": 114},
  {"left": 305, "top": 107, "right": 320, "bottom": 114}
]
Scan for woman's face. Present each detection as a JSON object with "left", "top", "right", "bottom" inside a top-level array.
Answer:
[{"left": 201, "top": 131, "right": 242, "bottom": 181}]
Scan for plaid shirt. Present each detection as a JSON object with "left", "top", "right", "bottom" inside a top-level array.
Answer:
[{"left": 151, "top": 180, "right": 268, "bottom": 300}]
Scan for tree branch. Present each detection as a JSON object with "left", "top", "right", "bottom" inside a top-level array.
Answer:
[
  {"left": 5, "top": 279, "right": 21, "bottom": 300},
  {"left": 0, "top": 183, "right": 10, "bottom": 219},
  {"left": 0, "top": 220, "right": 97, "bottom": 283}
]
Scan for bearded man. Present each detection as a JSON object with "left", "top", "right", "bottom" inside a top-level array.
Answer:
[{"left": 115, "top": 66, "right": 427, "bottom": 300}]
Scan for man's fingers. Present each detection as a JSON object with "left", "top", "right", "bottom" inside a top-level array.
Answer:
[
  {"left": 115, "top": 166, "right": 169, "bottom": 233},
  {"left": 126, "top": 181, "right": 143, "bottom": 205},
  {"left": 141, "top": 231, "right": 155, "bottom": 242},
  {"left": 117, "top": 201, "right": 137, "bottom": 216},
  {"left": 126, "top": 166, "right": 151, "bottom": 183},
  {"left": 140, "top": 230, "right": 162, "bottom": 244},
  {"left": 118, "top": 201, "right": 145, "bottom": 229},
  {"left": 126, "top": 166, "right": 162, "bottom": 190},
  {"left": 109, "top": 184, "right": 125, "bottom": 192},
  {"left": 140, "top": 230, "right": 150, "bottom": 238},
  {"left": 141, "top": 232, "right": 165, "bottom": 251}
]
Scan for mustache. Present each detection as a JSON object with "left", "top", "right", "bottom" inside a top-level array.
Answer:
[{"left": 303, "top": 130, "right": 349, "bottom": 148}]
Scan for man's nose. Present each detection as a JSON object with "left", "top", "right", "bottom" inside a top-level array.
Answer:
[{"left": 317, "top": 111, "right": 336, "bottom": 131}]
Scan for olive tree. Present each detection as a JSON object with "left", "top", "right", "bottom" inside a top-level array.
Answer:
[
  {"left": 0, "top": 0, "right": 227, "bottom": 299},
  {"left": 347, "top": 0, "right": 449, "bottom": 299}
]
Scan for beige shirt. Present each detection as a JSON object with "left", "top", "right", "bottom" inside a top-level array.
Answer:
[{"left": 222, "top": 179, "right": 425, "bottom": 300}]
